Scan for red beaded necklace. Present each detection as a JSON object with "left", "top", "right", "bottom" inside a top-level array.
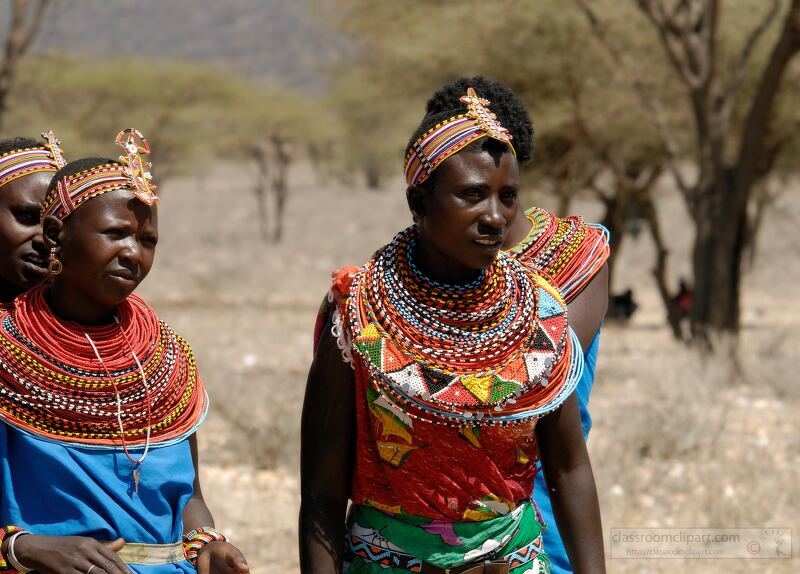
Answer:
[{"left": 0, "top": 286, "right": 207, "bottom": 449}]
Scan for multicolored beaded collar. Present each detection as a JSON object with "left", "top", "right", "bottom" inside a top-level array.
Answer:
[
  {"left": 335, "top": 226, "right": 582, "bottom": 426},
  {"left": 505, "top": 207, "right": 611, "bottom": 301},
  {"left": 41, "top": 128, "right": 158, "bottom": 221},
  {"left": 0, "top": 130, "right": 67, "bottom": 190},
  {"left": 404, "top": 87, "right": 516, "bottom": 187}
]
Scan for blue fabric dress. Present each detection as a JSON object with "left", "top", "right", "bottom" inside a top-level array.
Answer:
[
  {"left": 532, "top": 328, "right": 601, "bottom": 574},
  {"left": 0, "top": 423, "right": 196, "bottom": 573}
]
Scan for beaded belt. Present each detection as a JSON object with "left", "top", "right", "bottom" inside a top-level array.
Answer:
[{"left": 116, "top": 542, "right": 185, "bottom": 564}]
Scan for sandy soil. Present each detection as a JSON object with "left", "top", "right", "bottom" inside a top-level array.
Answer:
[{"left": 136, "top": 162, "right": 799, "bottom": 573}]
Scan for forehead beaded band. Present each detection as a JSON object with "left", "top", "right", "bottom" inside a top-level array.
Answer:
[
  {"left": 403, "top": 87, "right": 516, "bottom": 187},
  {"left": 0, "top": 130, "right": 67, "bottom": 190},
  {"left": 41, "top": 128, "right": 158, "bottom": 221}
]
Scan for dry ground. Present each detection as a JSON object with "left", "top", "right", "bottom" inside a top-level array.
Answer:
[{"left": 137, "top": 163, "right": 799, "bottom": 573}]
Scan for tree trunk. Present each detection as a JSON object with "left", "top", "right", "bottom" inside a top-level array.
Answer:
[
  {"left": 689, "top": 173, "right": 747, "bottom": 341},
  {"left": 250, "top": 144, "right": 270, "bottom": 242},
  {"left": 271, "top": 137, "right": 291, "bottom": 243},
  {"left": 635, "top": 194, "right": 685, "bottom": 340},
  {"left": 599, "top": 192, "right": 628, "bottom": 292},
  {"left": 364, "top": 160, "right": 381, "bottom": 190},
  {"left": 0, "top": 0, "right": 50, "bottom": 130}
]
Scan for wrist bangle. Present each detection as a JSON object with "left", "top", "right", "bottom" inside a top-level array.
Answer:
[
  {"left": 6, "top": 533, "right": 33, "bottom": 574},
  {"left": 0, "top": 526, "right": 29, "bottom": 573},
  {"left": 183, "top": 527, "right": 227, "bottom": 565}
]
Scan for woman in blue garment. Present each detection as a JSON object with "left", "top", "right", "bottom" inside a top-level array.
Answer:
[
  {"left": 0, "top": 131, "right": 248, "bottom": 574},
  {"left": 505, "top": 208, "right": 610, "bottom": 573}
]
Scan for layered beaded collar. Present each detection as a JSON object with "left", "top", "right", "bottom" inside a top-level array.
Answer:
[
  {"left": 0, "top": 287, "right": 207, "bottom": 449},
  {"left": 338, "top": 226, "right": 583, "bottom": 426}
]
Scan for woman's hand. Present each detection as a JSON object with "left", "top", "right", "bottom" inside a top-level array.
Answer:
[
  {"left": 13, "top": 535, "right": 129, "bottom": 574},
  {"left": 195, "top": 541, "right": 249, "bottom": 574}
]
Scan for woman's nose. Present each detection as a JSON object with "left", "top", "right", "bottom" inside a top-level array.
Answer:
[{"left": 480, "top": 196, "right": 507, "bottom": 229}]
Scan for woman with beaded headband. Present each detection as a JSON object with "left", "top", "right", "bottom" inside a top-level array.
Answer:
[
  {"left": 300, "top": 77, "right": 609, "bottom": 574},
  {"left": 0, "top": 132, "right": 66, "bottom": 305},
  {"left": 0, "top": 130, "right": 248, "bottom": 574}
]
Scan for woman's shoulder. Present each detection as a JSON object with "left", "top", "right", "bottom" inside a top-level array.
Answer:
[{"left": 509, "top": 206, "right": 610, "bottom": 302}]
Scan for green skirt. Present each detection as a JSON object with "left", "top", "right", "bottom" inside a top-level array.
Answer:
[{"left": 344, "top": 501, "right": 550, "bottom": 573}]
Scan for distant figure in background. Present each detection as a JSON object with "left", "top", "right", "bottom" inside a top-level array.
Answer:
[
  {"left": 673, "top": 278, "right": 692, "bottom": 322},
  {"left": 0, "top": 132, "right": 66, "bottom": 305},
  {"left": 0, "top": 131, "right": 248, "bottom": 574},
  {"left": 607, "top": 289, "right": 638, "bottom": 322},
  {"left": 301, "top": 77, "right": 608, "bottom": 573}
]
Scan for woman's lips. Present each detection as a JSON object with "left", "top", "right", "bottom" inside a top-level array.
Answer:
[
  {"left": 474, "top": 237, "right": 503, "bottom": 248},
  {"left": 108, "top": 270, "right": 138, "bottom": 285},
  {"left": 21, "top": 255, "right": 48, "bottom": 275}
]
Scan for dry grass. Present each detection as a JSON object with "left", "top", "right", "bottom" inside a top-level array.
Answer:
[{"left": 136, "top": 164, "right": 799, "bottom": 573}]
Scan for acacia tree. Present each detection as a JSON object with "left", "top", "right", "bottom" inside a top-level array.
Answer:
[
  {"left": 577, "top": 0, "right": 800, "bottom": 342},
  {"left": 0, "top": 0, "right": 49, "bottom": 130},
  {"left": 8, "top": 55, "right": 244, "bottom": 179}
]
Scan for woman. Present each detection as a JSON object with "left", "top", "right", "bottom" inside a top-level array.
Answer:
[
  {"left": 0, "top": 132, "right": 66, "bottom": 305},
  {"left": 0, "top": 130, "right": 248, "bottom": 573},
  {"left": 300, "top": 78, "right": 608, "bottom": 573}
]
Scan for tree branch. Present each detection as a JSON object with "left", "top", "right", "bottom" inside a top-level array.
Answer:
[
  {"left": 637, "top": 0, "right": 704, "bottom": 89},
  {"left": 721, "top": 0, "right": 780, "bottom": 121},
  {"left": 0, "top": 0, "right": 51, "bottom": 129},
  {"left": 17, "top": 0, "right": 50, "bottom": 54},
  {"left": 734, "top": 0, "right": 800, "bottom": 204},
  {"left": 574, "top": 0, "right": 693, "bottom": 195}
]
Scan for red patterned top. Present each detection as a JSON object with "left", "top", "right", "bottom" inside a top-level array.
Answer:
[{"left": 313, "top": 211, "right": 609, "bottom": 522}]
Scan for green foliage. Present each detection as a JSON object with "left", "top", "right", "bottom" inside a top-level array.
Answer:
[
  {"left": 2, "top": 54, "right": 338, "bottom": 180},
  {"left": 318, "top": 0, "right": 800, "bottom": 191}
]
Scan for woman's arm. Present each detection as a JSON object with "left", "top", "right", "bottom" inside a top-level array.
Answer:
[
  {"left": 299, "top": 313, "right": 356, "bottom": 574},
  {"left": 567, "top": 263, "right": 608, "bottom": 349},
  {"left": 535, "top": 394, "right": 605, "bottom": 573},
  {"left": 533, "top": 262, "right": 609, "bottom": 573},
  {"left": 183, "top": 434, "right": 249, "bottom": 573}
]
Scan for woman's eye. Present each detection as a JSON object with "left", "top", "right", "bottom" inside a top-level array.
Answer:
[
  {"left": 104, "top": 228, "right": 124, "bottom": 238},
  {"left": 13, "top": 209, "right": 39, "bottom": 225},
  {"left": 142, "top": 236, "right": 158, "bottom": 247},
  {"left": 501, "top": 190, "right": 518, "bottom": 201},
  {"left": 461, "top": 188, "right": 482, "bottom": 198}
]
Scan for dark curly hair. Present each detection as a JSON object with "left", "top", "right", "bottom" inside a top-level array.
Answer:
[
  {"left": 0, "top": 137, "right": 43, "bottom": 156},
  {"left": 46, "top": 157, "right": 119, "bottom": 194},
  {"left": 406, "top": 77, "right": 534, "bottom": 185}
]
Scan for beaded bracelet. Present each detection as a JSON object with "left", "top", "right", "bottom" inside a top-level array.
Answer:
[
  {"left": 183, "top": 527, "right": 228, "bottom": 564},
  {"left": 0, "top": 526, "right": 27, "bottom": 572}
]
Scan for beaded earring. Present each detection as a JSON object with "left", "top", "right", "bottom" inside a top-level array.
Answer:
[{"left": 48, "top": 247, "right": 62, "bottom": 276}]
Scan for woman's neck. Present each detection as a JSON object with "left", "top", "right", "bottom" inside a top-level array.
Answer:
[
  {"left": 412, "top": 235, "right": 483, "bottom": 285},
  {"left": 0, "top": 279, "right": 21, "bottom": 304},
  {"left": 46, "top": 283, "right": 117, "bottom": 326}
]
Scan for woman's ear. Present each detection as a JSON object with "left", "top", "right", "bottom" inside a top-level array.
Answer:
[
  {"left": 42, "top": 215, "right": 64, "bottom": 251},
  {"left": 406, "top": 185, "right": 427, "bottom": 223}
]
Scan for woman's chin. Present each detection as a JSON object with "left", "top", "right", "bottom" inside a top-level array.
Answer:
[{"left": 100, "top": 282, "right": 137, "bottom": 306}]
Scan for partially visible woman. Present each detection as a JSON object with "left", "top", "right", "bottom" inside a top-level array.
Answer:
[
  {"left": 0, "top": 131, "right": 66, "bottom": 304},
  {"left": 300, "top": 78, "right": 608, "bottom": 573},
  {"left": 0, "top": 130, "right": 248, "bottom": 574},
  {"left": 505, "top": 199, "right": 610, "bottom": 574}
]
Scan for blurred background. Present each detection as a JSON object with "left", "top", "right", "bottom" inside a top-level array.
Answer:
[{"left": 1, "top": 0, "right": 798, "bottom": 572}]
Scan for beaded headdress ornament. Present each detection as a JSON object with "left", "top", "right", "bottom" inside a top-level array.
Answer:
[
  {"left": 404, "top": 87, "right": 516, "bottom": 187},
  {"left": 41, "top": 128, "right": 158, "bottom": 221},
  {"left": 0, "top": 130, "right": 67, "bottom": 189}
]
